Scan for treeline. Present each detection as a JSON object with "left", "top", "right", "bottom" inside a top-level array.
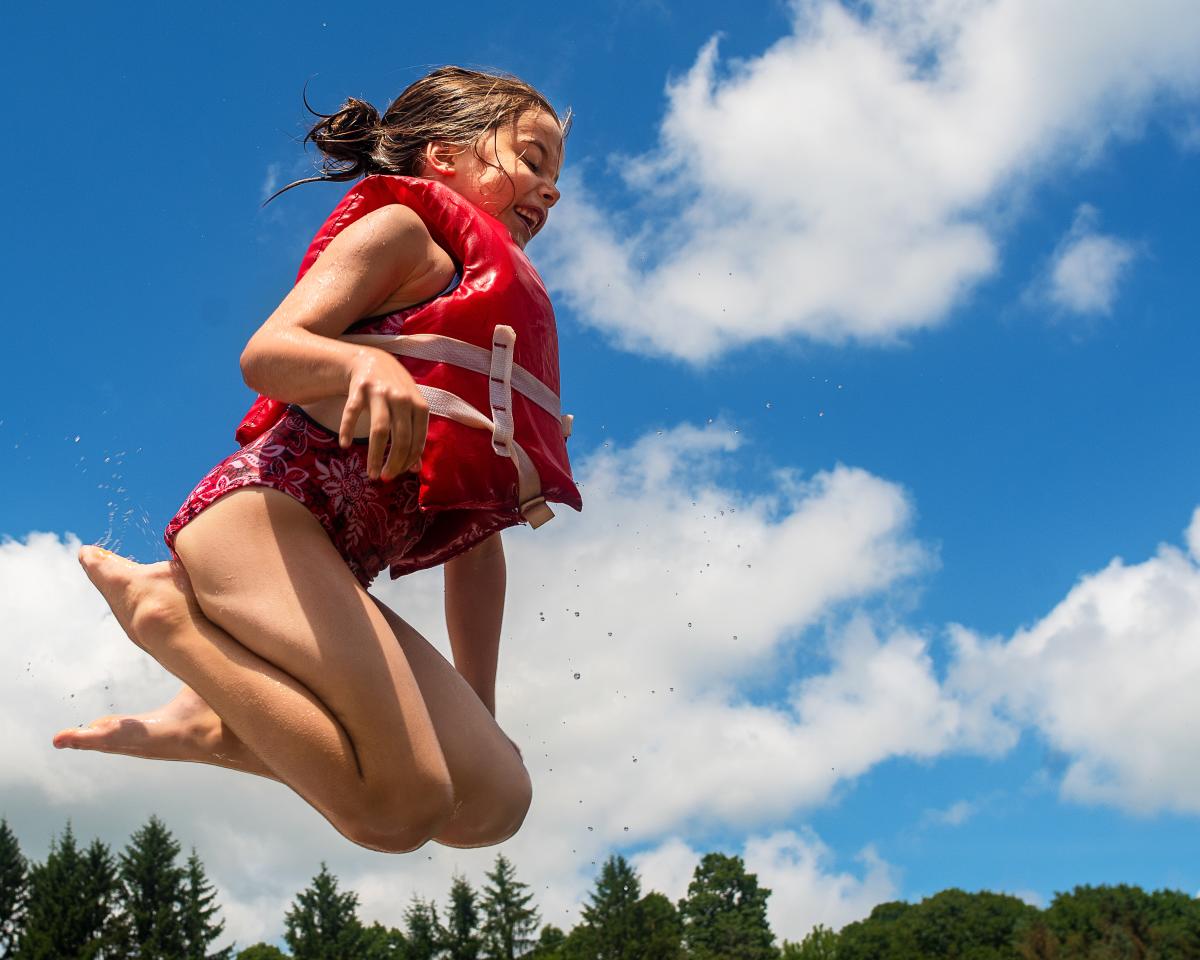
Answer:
[{"left": 3, "top": 816, "right": 1198, "bottom": 960}]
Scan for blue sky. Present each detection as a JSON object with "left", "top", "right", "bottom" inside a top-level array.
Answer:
[{"left": 3, "top": 0, "right": 1200, "bottom": 948}]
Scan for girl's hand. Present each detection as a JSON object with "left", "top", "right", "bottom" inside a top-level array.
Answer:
[{"left": 340, "top": 349, "right": 430, "bottom": 480}]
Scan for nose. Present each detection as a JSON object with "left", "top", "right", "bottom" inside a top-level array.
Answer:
[{"left": 541, "top": 180, "right": 560, "bottom": 207}]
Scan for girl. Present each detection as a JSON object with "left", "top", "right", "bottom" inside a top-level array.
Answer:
[{"left": 52, "top": 66, "right": 581, "bottom": 853}]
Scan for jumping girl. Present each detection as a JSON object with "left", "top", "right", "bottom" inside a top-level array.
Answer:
[{"left": 52, "top": 66, "right": 581, "bottom": 853}]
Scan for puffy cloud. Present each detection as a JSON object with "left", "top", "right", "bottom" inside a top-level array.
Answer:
[
  {"left": 1044, "top": 205, "right": 1136, "bottom": 315},
  {"left": 540, "top": 0, "right": 1200, "bottom": 361},
  {"left": 0, "top": 424, "right": 933, "bottom": 945},
  {"left": 947, "top": 515, "right": 1200, "bottom": 814}
]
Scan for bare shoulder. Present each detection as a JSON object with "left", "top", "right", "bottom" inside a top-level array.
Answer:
[{"left": 328, "top": 203, "right": 456, "bottom": 315}]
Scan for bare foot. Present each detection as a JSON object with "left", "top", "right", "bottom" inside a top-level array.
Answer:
[{"left": 54, "top": 547, "right": 276, "bottom": 780}]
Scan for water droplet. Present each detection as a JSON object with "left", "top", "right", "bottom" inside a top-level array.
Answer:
[
  {"left": 587, "top": 825, "right": 594, "bottom": 831},
  {"left": 607, "top": 631, "right": 613, "bottom": 637},
  {"left": 818, "top": 410, "right": 824, "bottom": 417},
  {"left": 574, "top": 611, "right": 580, "bottom": 618},
  {"left": 765, "top": 401, "right": 772, "bottom": 409},
  {"left": 73, "top": 436, "right": 80, "bottom": 443},
  {"left": 573, "top": 672, "right": 581, "bottom": 680},
  {"left": 624, "top": 826, "right": 630, "bottom": 832}
]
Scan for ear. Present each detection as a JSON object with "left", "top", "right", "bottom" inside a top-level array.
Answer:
[{"left": 422, "top": 141, "right": 460, "bottom": 177}]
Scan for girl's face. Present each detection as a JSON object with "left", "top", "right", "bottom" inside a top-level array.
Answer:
[{"left": 425, "top": 110, "right": 563, "bottom": 249}]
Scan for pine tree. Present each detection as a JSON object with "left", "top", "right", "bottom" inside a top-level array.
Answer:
[
  {"left": 403, "top": 895, "right": 444, "bottom": 960},
  {"left": 0, "top": 819, "right": 28, "bottom": 960},
  {"left": 443, "top": 874, "right": 482, "bottom": 960},
  {"left": 283, "top": 863, "right": 366, "bottom": 960},
  {"left": 180, "top": 849, "right": 230, "bottom": 960},
  {"left": 587, "top": 855, "right": 643, "bottom": 960},
  {"left": 119, "top": 816, "right": 186, "bottom": 959},
  {"left": 677, "top": 853, "right": 777, "bottom": 960},
  {"left": 17, "top": 824, "right": 128, "bottom": 960},
  {"left": 479, "top": 854, "right": 540, "bottom": 960}
]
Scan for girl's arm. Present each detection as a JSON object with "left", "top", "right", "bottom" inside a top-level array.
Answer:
[
  {"left": 240, "top": 204, "right": 447, "bottom": 481},
  {"left": 443, "top": 534, "right": 506, "bottom": 718}
]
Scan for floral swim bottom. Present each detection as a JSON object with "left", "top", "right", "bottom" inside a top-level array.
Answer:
[{"left": 163, "top": 405, "right": 434, "bottom": 588}]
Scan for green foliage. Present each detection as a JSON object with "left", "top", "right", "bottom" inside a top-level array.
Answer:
[
  {"left": 677, "top": 852, "right": 777, "bottom": 960},
  {"left": 633, "top": 891, "right": 684, "bottom": 960},
  {"left": 526, "top": 924, "right": 565, "bottom": 959},
  {"left": 402, "top": 896, "right": 442, "bottom": 960},
  {"left": 0, "top": 819, "right": 28, "bottom": 960},
  {"left": 837, "top": 888, "right": 1038, "bottom": 959},
  {"left": 359, "top": 921, "right": 406, "bottom": 959},
  {"left": 181, "top": 849, "right": 230, "bottom": 960},
  {"left": 235, "top": 944, "right": 289, "bottom": 960},
  {"left": 781, "top": 924, "right": 839, "bottom": 959},
  {"left": 479, "top": 854, "right": 539, "bottom": 960},
  {"left": 1015, "top": 884, "right": 1200, "bottom": 960},
  {"left": 283, "top": 863, "right": 365, "bottom": 960},
  {"left": 443, "top": 874, "right": 483, "bottom": 960},
  {"left": 16, "top": 824, "right": 129, "bottom": 960},
  {"left": 119, "top": 815, "right": 187, "bottom": 960},
  {"left": 574, "top": 854, "right": 643, "bottom": 960}
]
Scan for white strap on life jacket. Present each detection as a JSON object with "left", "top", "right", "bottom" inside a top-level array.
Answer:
[{"left": 341, "top": 326, "right": 566, "bottom": 528}]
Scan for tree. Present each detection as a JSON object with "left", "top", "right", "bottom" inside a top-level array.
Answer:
[
  {"left": 631, "top": 892, "right": 683, "bottom": 960},
  {"left": 119, "top": 816, "right": 186, "bottom": 959},
  {"left": 0, "top": 819, "right": 28, "bottom": 960},
  {"left": 677, "top": 853, "right": 777, "bottom": 960},
  {"left": 235, "top": 945, "right": 289, "bottom": 960},
  {"left": 403, "top": 896, "right": 444, "bottom": 960},
  {"left": 359, "top": 921, "right": 406, "bottom": 959},
  {"left": 560, "top": 858, "right": 681, "bottom": 960},
  {"left": 526, "top": 925, "right": 565, "bottom": 959},
  {"left": 576, "top": 855, "right": 641, "bottom": 960},
  {"left": 444, "top": 874, "right": 482, "bottom": 960},
  {"left": 479, "top": 854, "right": 540, "bottom": 960},
  {"left": 17, "top": 824, "right": 128, "bottom": 959},
  {"left": 283, "top": 863, "right": 365, "bottom": 960},
  {"left": 180, "top": 849, "right": 230, "bottom": 960},
  {"left": 780, "top": 925, "right": 838, "bottom": 960}
]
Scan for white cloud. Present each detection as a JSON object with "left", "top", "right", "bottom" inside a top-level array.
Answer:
[
  {"left": 947, "top": 516, "right": 1200, "bottom": 814},
  {"left": 1045, "top": 204, "right": 1136, "bottom": 315},
  {"left": 539, "top": 0, "right": 1200, "bottom": 361},
  {"left": 744, "top": 831, "right": 898, "bottom": 940},
  {"left": 0, "top": 425, "right": 934, "bottom": 946}
]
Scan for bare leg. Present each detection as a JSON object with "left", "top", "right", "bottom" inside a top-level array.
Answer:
[{"left": 58, "top": 489, "right": 530, "bottom": 850}]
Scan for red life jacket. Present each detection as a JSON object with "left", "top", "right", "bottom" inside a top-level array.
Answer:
[{"left": 235, "top": 175, "right": 582, "bottom": 539}]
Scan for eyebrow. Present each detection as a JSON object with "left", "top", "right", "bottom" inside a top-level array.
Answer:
[{"left": 521, "top": 135, "right": 562, "bottom": 184}]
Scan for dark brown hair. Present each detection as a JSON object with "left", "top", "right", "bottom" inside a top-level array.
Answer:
[{"left": 268, "top": 66, "right": 569, "bottom": 202}]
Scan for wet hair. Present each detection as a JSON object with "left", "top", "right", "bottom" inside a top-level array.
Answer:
[{"left": 268, "top": 66, "right": 570, "bottom": 203}]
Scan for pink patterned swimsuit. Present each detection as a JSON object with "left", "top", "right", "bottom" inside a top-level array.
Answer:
[{"left": 163, "top": 404, "right": 517, "bottom": 588}]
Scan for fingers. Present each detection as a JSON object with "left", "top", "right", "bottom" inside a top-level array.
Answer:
[
  {"left": 339, "top": 386, "right": 365, "bottom": 449},
  {"left": 367, "top": 391, "right": 396, "bottom": 480},
  {"left": 406, "top": 400, "right": 430, "bottom": 474}
]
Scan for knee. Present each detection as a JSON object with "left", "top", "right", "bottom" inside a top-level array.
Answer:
[
  {"left": 340, "top": 783, "right": 457, "bottom": 855},
  {"left": 437, "top": 766, "right": 534, "bottom": 849}
]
